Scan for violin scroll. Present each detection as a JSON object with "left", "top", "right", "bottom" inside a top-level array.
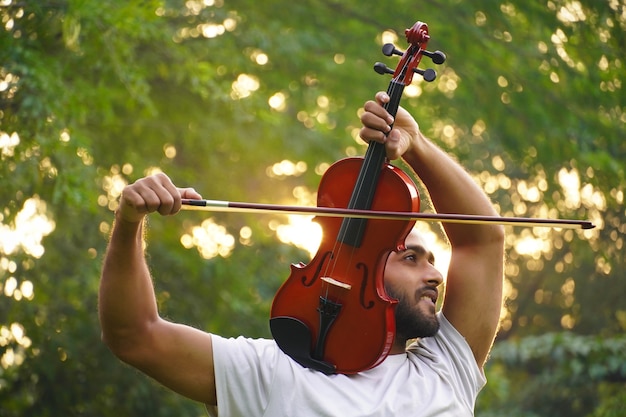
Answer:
[{"left": 375, "top": 21, "right": 446, "bottom": 84}]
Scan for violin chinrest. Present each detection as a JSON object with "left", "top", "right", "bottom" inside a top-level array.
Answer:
[{"left": 270, "top": 316, "right": 336, "bottom": 374}]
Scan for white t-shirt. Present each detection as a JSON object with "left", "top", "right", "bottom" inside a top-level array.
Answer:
[{"left": 208, "top": 312, "right": 486, "bottom": 417}]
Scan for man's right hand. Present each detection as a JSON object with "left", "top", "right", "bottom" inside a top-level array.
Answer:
[{"left": 117, "top": 172, "right": 202, "bottom": 223}]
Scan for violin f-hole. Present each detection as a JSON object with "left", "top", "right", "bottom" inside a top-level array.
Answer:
[
  {"left": 356, "top": 262, "right": 375, "bottom": 310},
  {"left": 301, "top": 250, "right": 333, "bottom": 287}
]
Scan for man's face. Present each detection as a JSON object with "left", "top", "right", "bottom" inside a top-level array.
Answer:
[{"left": 384, "top": 230, "right": 444, "bottom": 341}]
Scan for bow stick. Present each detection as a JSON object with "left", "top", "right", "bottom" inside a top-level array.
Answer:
[{"left": 181, "top": 199, "right": 595, "bottom": 229}]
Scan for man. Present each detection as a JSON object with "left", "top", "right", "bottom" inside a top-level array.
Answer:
[{"left": 99, "top": 91, "right": 504, "bottom": 416}]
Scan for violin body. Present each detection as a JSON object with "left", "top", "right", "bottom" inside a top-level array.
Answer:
[{"left": 271, "top": 157, "right": 419, "bottom": 374}]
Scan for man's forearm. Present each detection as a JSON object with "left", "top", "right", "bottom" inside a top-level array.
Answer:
[{"left": 99, "top": 214, "right": 160, "bottom": 351}]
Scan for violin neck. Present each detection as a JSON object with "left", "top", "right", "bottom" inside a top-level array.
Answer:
[
  {"left": 337, "top": 80, "right": 406, "bottom": 247},
  {"left": 383, "top": 79, "right": 405, "bottom": 121}
]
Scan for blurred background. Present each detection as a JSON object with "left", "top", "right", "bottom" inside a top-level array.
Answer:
[{"left": 0, "top": 0, "right": 624, "bottom": 415}]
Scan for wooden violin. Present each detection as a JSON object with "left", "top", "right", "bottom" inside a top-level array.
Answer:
[{"left": 267, "top": 21, "right": 444, "bottom": 374}]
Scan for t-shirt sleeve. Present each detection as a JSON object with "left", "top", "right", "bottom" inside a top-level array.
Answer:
[{"left": 208, "top": 335, "right": 279, "bottom": 417}]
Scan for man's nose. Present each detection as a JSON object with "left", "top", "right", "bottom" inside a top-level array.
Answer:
[{"left": 424, "top": 263, "right": 444, "bottom": 287}]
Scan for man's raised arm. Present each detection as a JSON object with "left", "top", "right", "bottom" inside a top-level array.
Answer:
[
  {"left": 99, "top": 173, "right": 219, "bottom": 404},
  {"left": 360, "top": 92, "right": 505, "bottom": 367}
]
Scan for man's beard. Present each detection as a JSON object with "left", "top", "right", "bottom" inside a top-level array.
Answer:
[{"left": 388, "top": 286, "right": 440, "bottom": 341}]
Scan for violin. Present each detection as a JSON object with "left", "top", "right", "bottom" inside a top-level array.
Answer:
[
  {"left": 180, "top": 21, "right": 594, "bottom": 374},
  {"left": 268, "top": 21, "right": 445, "bottom": 374}
]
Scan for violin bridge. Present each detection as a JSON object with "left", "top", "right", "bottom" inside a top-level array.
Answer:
[{"left": 321, "top": 276, "right": 352, "bottom": 290}]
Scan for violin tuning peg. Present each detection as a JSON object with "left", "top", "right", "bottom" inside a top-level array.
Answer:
[
  {"left": 373, "top": 62, "right": 394, "bottom": 75},
  {"left": 382, "top": 43, "right": 404, "bottom": 57},
  {"left": 414, "top": 67, "right": 437, "bottom": 82},
  {"left": 422, "top": 50, "right": 446, "bottom": 65}
]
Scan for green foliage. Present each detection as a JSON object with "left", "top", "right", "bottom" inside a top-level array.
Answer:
[
  {"left": 1, "top": 0, "right": 624, "bottom": 415},
  {"left": 479, "top": 333, "right": 626, "bottom": 416}
]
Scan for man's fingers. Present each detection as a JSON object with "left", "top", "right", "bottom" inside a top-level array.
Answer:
[
  {"left": 180, "top": 187, "right": 202, "bottom": 200},
  {"left": 118, "top": 173, "right": 195, "bottom": 220}
]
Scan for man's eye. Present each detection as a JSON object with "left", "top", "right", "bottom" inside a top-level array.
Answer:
[{"left": 404, "top": 254, "right": 416, "bottom": 262}]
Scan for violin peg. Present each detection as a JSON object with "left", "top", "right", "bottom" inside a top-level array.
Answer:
[
  {"left": 382, "top": 43, "right": 403, "bottom": 57},
  {"left": 414, "top": 67, "right": 437, "bottom": 82},
  {"left": 423, "top": 50, "right": 446, "bottom": 65},
  {"left": 373, "top": 62, "right": 394, "bottom": 75}
]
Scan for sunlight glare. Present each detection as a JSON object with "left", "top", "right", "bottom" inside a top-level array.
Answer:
[
  {"left": 0, "top": 322, "right": 31, "bottom": 369},
  {"left": 0, "top": 131, "right": 20, "bottom": 158},
  {"left": 404, "top": 84, "right": 422, "bottom": 98},
  {"left": 163, "top": 143, "right": 177, "bottom": 159},
  {"left": 514, "top": 229, "right": 552, "bottom": 259},
  {"left": 380, "top": 30, "right": 399, "bottom": 45},
  {"left": 276, "top": 215, "right": 322, "bottom": 257},
  {"left": 231, "top": 73, "right": 260, "bottom": 99},
  {"left": 100, "top": 169, "right": 129, "bottom": 211},
  {"left": 517, "top": 180, "right": 542, "bottom": 202},
  {"left": 239, "top": 226, "right": 253, "bottom": 246},
  {"left": 250, "top": 49, "right": 269, "bottom": 65},
  {"left": 437, "top": 68, "right": 459, "bottom": 97},
  {"left": 550, "top": 28, "right": 578, "bottom": 69},
  {"left": 558, "top": 167, "right": 581, "bottom": 208},
  {"left": 413, "top": 222, "right": 451, "bottom": 280},
  {"left": 201, "top": 23, "right": 225, "bottom": 38},
  {"left": 267, "top": 159, "right": 307, "bottom": 178},
  {"left": 20, "top": 280, "right": 34, "bottom": 299},
  {"left": 272, "top": 186, "right": 320, "bottom": 257},
  {"left": 333, "top": 54, "right": 345, "bottom": 64},
  {"left": 180, "top": 218, "right": 235, "bottom": 259},
  {"left": 3, "top": 276, "right": 17, "bottom": 297},
  {"left": 0, "top": 196, "right": 55, "bottom": 258},
  {"left": 556, "top": 1, "right": 587, "bottom": 24},
  {"left": 268, "top": 92, "right": 287, "bottom": 111}
]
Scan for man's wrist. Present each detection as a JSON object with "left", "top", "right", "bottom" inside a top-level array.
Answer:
[
  {"left": 112, "top": 209, "right": 146, "bottom": 239},
  {"left": 402, "top": 130, "right": 429, "bottom": 167}
]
